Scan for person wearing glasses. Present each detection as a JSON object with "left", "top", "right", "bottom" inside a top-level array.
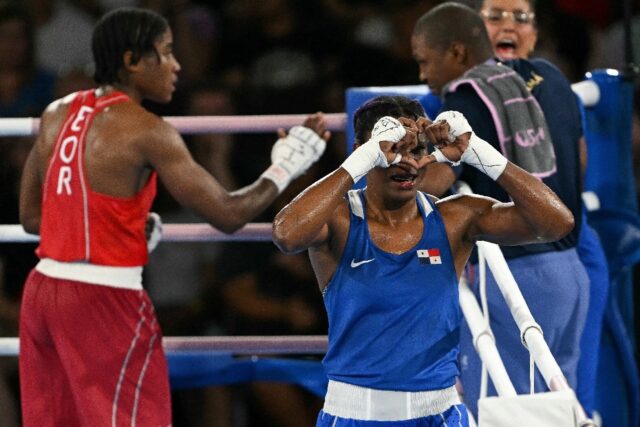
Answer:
[
  {"left": 474, "top": 0, "right": 610, "bottom": 418},
  {"left": 415, "top": 2, "right": 536, "bottom": 123},
  {"left": 478, "top": 0, "right": 537, "bottom": 59},
  {"left": 412, "top": 2, "right": 590, "bottom": 419}
]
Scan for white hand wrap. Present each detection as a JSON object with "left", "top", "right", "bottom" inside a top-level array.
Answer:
[
  {"left": 147, "top": 212, "right": 162, "bottom": 253},
  {"left": 461, "top": 134, "right": 508, "bottom": 180},
  {"left": 435, "top": 110, "right": 472, "bottom": 142},
  {"left": 341, "top": 116, "right": 405, "bottom": 183},
  {"left": 261, "top": 126, "right": 327, "bottom": 193},
  {"left": 432, "top": 110, "right": 508, "bottom": 181}
]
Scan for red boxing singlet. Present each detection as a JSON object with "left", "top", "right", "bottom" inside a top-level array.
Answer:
[{"left": 37, "top": 90, "right": 157, "bottom": 266}]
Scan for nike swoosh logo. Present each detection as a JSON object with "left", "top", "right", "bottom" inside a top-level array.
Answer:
[{"left": 350, "top": 258, "right": 375, "bottom": 268}]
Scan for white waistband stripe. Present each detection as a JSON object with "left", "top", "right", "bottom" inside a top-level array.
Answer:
[
  {"left": 323, "top": 380, "right": 460, "bottom": 421},
  {"left": 36, "top": 258, "right": 143, "bottom": 290}
]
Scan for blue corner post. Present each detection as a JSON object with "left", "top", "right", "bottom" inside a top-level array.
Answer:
[{"left": 582, "top": 68, "right": 640, "bottom": 427}]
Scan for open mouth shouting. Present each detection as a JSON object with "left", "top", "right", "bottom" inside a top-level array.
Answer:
[{"left": 495, "top": 38, "right": 517, "bottom": 59}]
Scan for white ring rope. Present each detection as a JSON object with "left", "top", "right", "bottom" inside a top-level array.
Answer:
[
  {"left": 0, "top": 223, "right": 273, "bottom": 243},
  {"left": 0, "top": 113, "right": 348, "bottom": 137},
  {"left": 0, "top": 336, "right": 328, "bottom": 357},
  {"left": 0, "top": 80, "right": 600, "bottom": 138}
]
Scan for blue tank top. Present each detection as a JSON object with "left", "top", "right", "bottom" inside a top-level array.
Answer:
[{"left": 322, "top": 189, "right": 461, "bottom": 391}]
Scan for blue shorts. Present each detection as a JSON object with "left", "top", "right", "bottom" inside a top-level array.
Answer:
[
  {"left": 316, "top": 404, "right": 469, "bottom": 426},
  {"left": 459, "top": 248, "right": 589, "bottom": 417}
]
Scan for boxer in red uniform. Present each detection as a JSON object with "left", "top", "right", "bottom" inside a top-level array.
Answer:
[{"left": 18, "top": 7, "right": 329, "bottom": 426}]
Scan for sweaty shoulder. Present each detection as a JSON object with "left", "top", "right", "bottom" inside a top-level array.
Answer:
[
  {"left": 47, "top": 91, "right": 84, "bottom": 112},
  {"left": 436, "top": 193, "right": 507, "bottom": 229},
  {"left": 434, "top": 194, "right": 498, "bottom": 247},
  {"left": 96, "top": 102, "right": 183, "bottom": 167},
  {"left": 435, "top": 193, "right": 496, "bottom": 213},
  {"left": 40, "top": 93, "right": 77, "bottom": 138},
  {"left": 110, "top": 102, "right": 178, "bottom": 141}
]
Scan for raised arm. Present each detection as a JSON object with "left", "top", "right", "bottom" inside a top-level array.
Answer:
[
  {"left": 273, "top": 116, "right": 418, "bottom": 253},
  {"left": 145, "top": 113, "right": 328, "bottom": 233},
  {"left": 426, "top": 111, "right": 574, "bottom": 246}
]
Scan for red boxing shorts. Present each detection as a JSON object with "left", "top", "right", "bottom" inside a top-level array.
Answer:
[{"left": 19, "top": 269, "right": 171, "bottom": 426}]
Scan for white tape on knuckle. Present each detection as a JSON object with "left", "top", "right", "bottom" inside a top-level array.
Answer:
[
  {"left": 435, "top": 110, "right": 472, "bottom": 140},
  {"left": 290, "top": 126, "right": 323, "bottom": 148},
  {"left": 371, "top": 116, "right": 405, "bottom": 142},
  {"left": 291, "top": 127, "right": 327, "bottom": 165}
]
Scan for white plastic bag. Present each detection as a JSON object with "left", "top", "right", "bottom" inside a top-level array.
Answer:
[{"left": 478, "top": 390, "right": 580, "bottom": 427}]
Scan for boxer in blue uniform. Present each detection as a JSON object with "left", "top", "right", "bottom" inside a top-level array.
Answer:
[{"left": 273, "top": 95, "right": 575, "bottom": 426}]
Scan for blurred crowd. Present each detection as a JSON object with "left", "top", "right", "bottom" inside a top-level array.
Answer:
[{"left": 0, "top": 0, "right": 639, "bottom": 426}]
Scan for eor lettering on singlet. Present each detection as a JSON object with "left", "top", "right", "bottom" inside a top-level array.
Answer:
[{"left": 56, "top": 105, "right": 94, "bottom": 195}]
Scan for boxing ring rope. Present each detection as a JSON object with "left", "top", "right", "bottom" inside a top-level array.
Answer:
[
  {"left": 0, "top": 336, "right": 328, "bottom": 357},
  {"left": 0, "top": 80, "right": 599, "bottom": 138},
  {"left": 0, "top": 223, "right": 273, "bottom": 243},
  {"left": 0, "top": 113, "right": 348, "bottom": 137}
]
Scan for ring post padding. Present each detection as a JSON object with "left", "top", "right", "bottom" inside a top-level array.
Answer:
[{"left": 583, "top": 69, "right": 636, "bottom": 213}]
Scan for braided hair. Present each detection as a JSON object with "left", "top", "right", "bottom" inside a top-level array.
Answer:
[{"left": 92, "top": 7, "right": 169, "bottom": 85}]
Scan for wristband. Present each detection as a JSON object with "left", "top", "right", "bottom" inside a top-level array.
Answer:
[
  {"left": 432, "top": 147, "right": 460, "bottom": 166},
  {"left": 261, "top": 164, "right": 291, "bottom": 193},
  {"left": 461, "top": 134, "right": 508, "bottom": 181}
]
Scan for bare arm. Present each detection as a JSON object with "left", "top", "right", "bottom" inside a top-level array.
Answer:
[
  {"left": 426, "top": 111, "right": 574, "bottom": 247},
  {"left": 19, "top": 143, "right": 43, "bottom": 234},
  {"left": 143, "top": 122, "right": 278, "bottom": 233},
  {"left": 144, "top": 114, "right": 329, "bottom": 233},
  {"left": 273, "top": 168, "right": 353, "bottom": 253},
  {"left": 467, "top": 162, "right": 574, "bottom": 245},
  {"left": 19, "top": 101, "right": 66, "bottom": 235}
]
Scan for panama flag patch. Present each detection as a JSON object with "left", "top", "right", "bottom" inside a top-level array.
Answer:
[{"left": 417, "top": 248, "right": 442, "bottom": 265}]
